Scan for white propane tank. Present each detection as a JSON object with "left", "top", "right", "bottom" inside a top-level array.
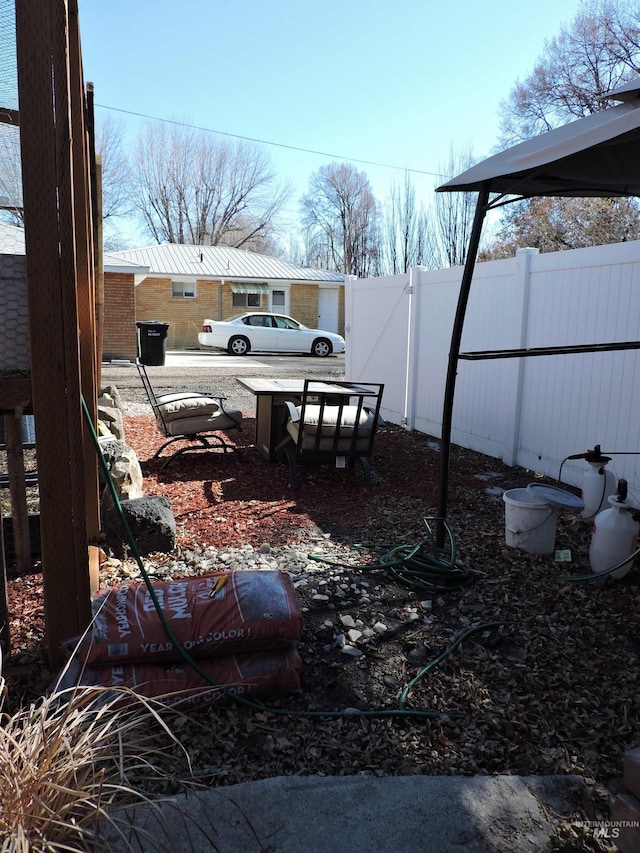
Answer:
[
  {"left": 581, "top": 449, "right": 616, "bottom": 519},
  {"left": 589, "top": 480, "right": 639, "bottom": 580}
]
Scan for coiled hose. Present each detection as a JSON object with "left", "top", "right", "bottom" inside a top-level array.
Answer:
[
  {"left": 83, "top": 399, "right": 502, "bottom": 721},
  {"left": 309, "top": 517, "right": 480, "bottom": 593}
]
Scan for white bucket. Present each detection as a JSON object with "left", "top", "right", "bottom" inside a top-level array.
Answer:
[{"left": 503, "top": 488, "right": 559, "bottom": 554}]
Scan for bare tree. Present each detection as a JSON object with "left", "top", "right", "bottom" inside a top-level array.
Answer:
[
  {"left": 483, "top": 196, "right": 640, "bottom": 258},
  {"left": 381, "top": 172, "right": 431, "bottom": 274},
  {"left": 0, "top": 115, "right": 131, "bottom": 239},
  {"left": 488, "top": 0, "right": 640, "bottom": 256},
  {"left": 217, "top": 214, "right": 286, "bottom": 257},
  {"left": 96, "top": 115, "right": 131, "bottom": 222},
  {"left": 500, "top": 0, "right": 640, "bottom": 144},
  {"left": 300, "top": 162, "right": 380, "bottom": 276},
  {"left": 429, "top": 147, "right": 478, "bottom": 268},
  {"left": 129, "top": 121, "right": 291, "bottom": 249},
  {"left": 94, "top": 115, "right": 136, "bottom": 250},
  {"left": 415, "top": 207, "right": 435, "bottom": 268},
  {"left": 0, "top": 122, "right": 23, "bottom": 225},
  {"left": 299, "top": 221, "right": 333, "bottom": 271}
]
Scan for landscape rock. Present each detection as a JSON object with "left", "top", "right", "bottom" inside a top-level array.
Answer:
[
  {"left": 97, "top": 384, "right": 125, "bottom": 440},
  {"left": 102, "top": 495, "right": 176, "bottom": 558},
  {"left": 341, "top": 645, "right": 363, "bottom": 657},
  {"left": 99, "top": 384, "right": 124, "bottom": 410},
  {"left": 97, "top": 404, "right": 124, "bottom": 441},
  {"left": 98, "top": 438, "right": 144, "bottom": 508}
]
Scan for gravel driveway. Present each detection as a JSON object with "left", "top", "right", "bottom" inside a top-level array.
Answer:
[{"left": 101, "top": 352, "right": 346, "bottom": 414}]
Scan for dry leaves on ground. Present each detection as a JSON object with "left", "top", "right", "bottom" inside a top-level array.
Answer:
[{"left": 3, "top": 413, "right": 638, "bottom": 851}]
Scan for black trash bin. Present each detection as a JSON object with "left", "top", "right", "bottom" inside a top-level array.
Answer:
[{"left": 136, "top": 321, "right": 170, "bottom": 366}]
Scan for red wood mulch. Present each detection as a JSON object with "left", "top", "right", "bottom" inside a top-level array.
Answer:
[
  {"left": 3, "top": 414, "right": 484, "bottom": 678},
  {"left": 122, "top": 414, "right": 444, "bottom": 550}
]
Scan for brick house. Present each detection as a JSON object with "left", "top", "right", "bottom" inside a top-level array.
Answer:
[
  {"left": 105, "top": 243, "right": 345, "bottom": 359},
  {"left": 102, "top": 254, "right": 150, "bottom": 362},
  {"left": 0, "top": 222, "right": 148, "bottom": 365}
]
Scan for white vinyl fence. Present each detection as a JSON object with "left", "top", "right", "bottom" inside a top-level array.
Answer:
[{"left": 345, "top": 242, "right": 640, "bottom": 498}]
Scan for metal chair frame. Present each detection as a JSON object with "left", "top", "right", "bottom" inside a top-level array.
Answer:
[
  {"left": 279, "top": 379, "right": 384, "bottom": 489},
  {"left": 136, "top": 360, "right": 242, "bottom": 470}
]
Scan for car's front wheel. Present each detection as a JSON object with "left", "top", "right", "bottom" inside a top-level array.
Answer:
[
  {"left": 228, "top": 335, "right": 250, "bottom": 355},
  {"left": 311, "top": 338, "right": 332, "bottom": 357}
]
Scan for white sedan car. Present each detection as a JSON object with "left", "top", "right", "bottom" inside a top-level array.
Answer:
[{"left": 197, "top": 312, "right": 345, "bottom": 357}]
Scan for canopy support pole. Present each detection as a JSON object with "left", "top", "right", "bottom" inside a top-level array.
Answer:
[{"left": 436, "top": 185, "right": 490, "bottom": 546}]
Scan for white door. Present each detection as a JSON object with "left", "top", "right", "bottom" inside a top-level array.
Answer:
[
  {"left": 269, "top": 288, "right": 289, "bottom": 315},
  {"left": 317, "top": 288, "right": 339, "bottom": 332}
]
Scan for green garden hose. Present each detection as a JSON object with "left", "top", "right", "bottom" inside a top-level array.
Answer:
[
  {"left": 556, "top": 545, "right": 640, "bottom": 582},
  {"left": 398, "top": 621, "right": 514, "bottom": 709},
  {"left": 309, "top": 516, "right": 480, "bottom": 593},
  {"left": 82, "top": 398, "right": 501, "bottom": 721}
]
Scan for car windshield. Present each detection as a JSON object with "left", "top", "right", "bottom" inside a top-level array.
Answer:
[{"left": 222, "top": 313, "right": 251, "bottom": 322}]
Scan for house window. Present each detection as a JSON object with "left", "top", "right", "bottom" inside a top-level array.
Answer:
[
  {"left": 272, "top": 289, "right": 286, "bottom": 308},
  {"left": 232, "top": 292, "right": 261, "bottom": 308},
  {"left": 172, "top": 280, "right": 196, "bottom": 299}
]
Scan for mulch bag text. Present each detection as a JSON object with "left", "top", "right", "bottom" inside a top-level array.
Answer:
[{"left": 86, "top": 570, "right": 302, "bottom": 665}]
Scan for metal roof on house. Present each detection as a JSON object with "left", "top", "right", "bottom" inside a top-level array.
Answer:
[
  {"left": 102, "top": 252, "right": 149, "bottom": 274},
  {"left": 0, "top": 223, "right": 149, "bottom": 274},
  {"left": 110, "top": 243, "right": 345, "bottom": 283}
]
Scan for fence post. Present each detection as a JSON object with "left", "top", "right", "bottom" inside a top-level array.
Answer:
[
  {"left": 402, "top": 267, "right": 422, "bottom": 431},
  {"left": 344, "top": 275, "right": 357, "bottom": 378},
  {"left": 502, "top": 247, "right": 539, "bottom": 465}
]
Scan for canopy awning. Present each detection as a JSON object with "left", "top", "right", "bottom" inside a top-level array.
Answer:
[
  {"left": 230, "top": 283, "right": 269, "bottom": 295},
  {"left": 433, "top": 76, "right": 640, "bottom": 538},
  {"left": 437, "top": 80, "right": 640, "bottom": 199}
]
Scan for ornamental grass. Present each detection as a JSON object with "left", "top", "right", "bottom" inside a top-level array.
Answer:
[{"left": 0, "top": 661, "right": 188, "bottom": 852}]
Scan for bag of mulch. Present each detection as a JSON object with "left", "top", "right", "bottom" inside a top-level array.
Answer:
[
  {"left": 75, "top": 647, "right": 302, "bottom": 710},
  {"left": 85, "top": 570, "right": 302, "bottom": 665}
]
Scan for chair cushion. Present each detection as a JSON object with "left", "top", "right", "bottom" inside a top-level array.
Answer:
[
  {"left": 156, "top": 391, "right": 207, "bottom": 406},
  {"left": 294, "top": 404, "right": 374, "bottom": 437},
  {"left": 163, "top": 410, "right": 241, "bottom": 436},
  {"left": 159, "top": 396, "right": 222, "bottom": 422},
  {"left": 286, "top": 420, "right": 372, "bottom": 452}
]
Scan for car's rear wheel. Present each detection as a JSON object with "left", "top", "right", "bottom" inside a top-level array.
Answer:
[
  {"left": 228, "top": 336, "right": 250, "bottom": 355},
  {"left": 312, "top": 338, "right": 332, "bottom": 357}
]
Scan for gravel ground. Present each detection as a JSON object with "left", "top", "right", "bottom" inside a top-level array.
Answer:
[
  {"left": 5, "top": 355, "right": 638, "bottom": 851},
  {"left": 100, "top": 354, "right": 346, "bottom": 417}
]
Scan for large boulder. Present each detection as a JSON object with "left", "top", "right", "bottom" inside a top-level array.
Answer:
[
  {"left": 97, "top": 404, "right": 124, "bottom": 440},
  {"left": 98, "top": 385, "right": 125, "bottom": 440},
  {"left": 98, "top": 438, "right": 144, "bottom": 508},
  {"left": 102, "top": 495, "right": 176, "bottom": 558},
  {"left": 99, "top": 384, "right": 124, "bottom": 410}
]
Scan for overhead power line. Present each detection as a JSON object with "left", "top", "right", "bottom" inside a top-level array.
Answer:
[{"left": 94, "top": 102, "right": 448, "bottom": 181}]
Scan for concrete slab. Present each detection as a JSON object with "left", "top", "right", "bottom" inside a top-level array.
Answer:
[
  {"left": 164, "top": 351, "right": 269, "bottom": 369},
  {"left": 100, "top": 773, "right": 585, "bottom": 852}
]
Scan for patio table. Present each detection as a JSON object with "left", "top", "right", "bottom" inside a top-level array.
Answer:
[{"left": 237, "top": 378, "right": 371, "bottom": 462}]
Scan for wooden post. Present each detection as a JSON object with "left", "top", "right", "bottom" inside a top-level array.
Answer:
[
  {"left": 85, "top": 81, "right": 104, "bottom": 387},
  {"left": 0, "top": 516, "right": 8, "bottom": 658},
  {"left": 68, "top": 1, "right": 101, "bottom": 550},
  {"left": 15, "top": 0, "right": 92, "bottom": 666},
  {"left": 4, "top": 412, "right": 31, "bottom": 575},
  {"left": 94, "top": 155, "right": 105, "bottom": 386}
]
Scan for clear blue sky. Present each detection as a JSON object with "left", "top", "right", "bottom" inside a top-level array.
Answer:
[{"left": 78, "top": 0, "right": 583, "bottom": 246}]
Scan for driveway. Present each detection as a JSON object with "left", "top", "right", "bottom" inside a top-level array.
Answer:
[{"left": 101, "top": 351, "right": 346, "bottom": 413}]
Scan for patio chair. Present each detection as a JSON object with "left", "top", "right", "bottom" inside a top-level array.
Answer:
[
  {"left": 136, "top": 360, "right": 242, "bottom": 470},
  {"left": 279, "top": 379, "right": 384, "bottom": 490}
]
